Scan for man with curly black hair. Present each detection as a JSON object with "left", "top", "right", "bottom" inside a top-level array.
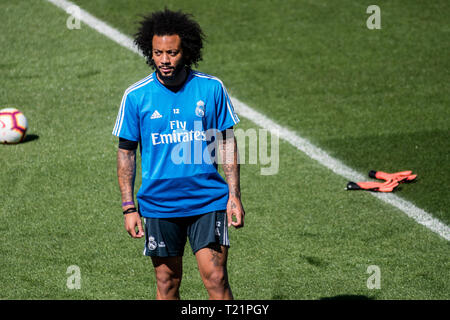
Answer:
[{"left": 113, "top": 9, "right": 245, "bottom": 300}]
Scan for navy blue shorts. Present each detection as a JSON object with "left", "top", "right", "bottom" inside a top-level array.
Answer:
[{"left": 143, "top": 211, "right": 230, "bottom": 257}]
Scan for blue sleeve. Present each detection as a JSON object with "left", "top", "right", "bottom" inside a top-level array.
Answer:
[
  {"left": 112, "top": 90, "right": 140, "bottom": 142},
  {"left": 214, "top": 81, "right": 240, "bottom": 131}
]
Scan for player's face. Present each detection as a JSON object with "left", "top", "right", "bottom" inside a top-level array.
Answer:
[{"left": 152, "top": 34, "right": 185, "bottom": 84}]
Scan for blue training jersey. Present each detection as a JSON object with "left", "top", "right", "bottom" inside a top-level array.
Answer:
[{"left": 112, "top": 70, "right": 240, "bottom": 218}]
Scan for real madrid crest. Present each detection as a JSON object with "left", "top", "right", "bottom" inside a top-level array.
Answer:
[
  {"left": 195, "top": 100, "right": 205, "bottom": 117},
  {"left": 148, "top": 236, "right": 157, "bottom": 251}
]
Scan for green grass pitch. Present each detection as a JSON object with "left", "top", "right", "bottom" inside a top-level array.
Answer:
[{"left": 0, "top": 0, "right": 448, "bottom": 299}]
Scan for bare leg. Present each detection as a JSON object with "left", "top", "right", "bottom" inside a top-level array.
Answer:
[
  {"left": 195, "top": 245, "right": 233, "bottom": 300},
  {"left": 151, "top": 256, "right": 183, "bottom": 300}
]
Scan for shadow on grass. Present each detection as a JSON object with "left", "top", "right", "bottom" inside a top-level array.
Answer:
[
  {"left": 1, "top": 134, "right": 39, "bottom": 145},
  {"left": 23, "top": 134, "right": 39, "bottom": 143}
]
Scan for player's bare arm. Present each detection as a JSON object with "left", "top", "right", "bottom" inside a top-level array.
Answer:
[
  {"left": 117, "top": 148, "right": 143, "bottom": 238},
  {"left": 220, "top": 129, "right": 245, "bottom": 228}
]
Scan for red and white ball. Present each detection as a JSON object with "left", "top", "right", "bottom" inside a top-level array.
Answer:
[{"left": 0, "top": 108, "right": 28, "bottom": 144}]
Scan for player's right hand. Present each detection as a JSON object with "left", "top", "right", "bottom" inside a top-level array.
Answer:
[{"left": 124, "top": 212, "right": 144, "bottom": 238}]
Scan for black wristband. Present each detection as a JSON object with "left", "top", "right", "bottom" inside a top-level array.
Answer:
[{"left": 123, "top": 207, "right": 137, "bottom": 215}]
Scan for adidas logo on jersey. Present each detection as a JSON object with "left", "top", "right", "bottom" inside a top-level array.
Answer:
[{"left": 151, "top": 110, "right": 162, "bottom": 119}]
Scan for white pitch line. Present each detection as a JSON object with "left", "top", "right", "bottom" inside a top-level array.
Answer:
[
  {"left": 45, "top": 0, "right": 450, "bottom": 241},
  {"left": 233, "top": 99, "right": 450, "bottom": 241}
]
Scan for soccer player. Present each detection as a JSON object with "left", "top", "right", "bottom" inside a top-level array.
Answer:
[{"left": 112, "top": 9, "right": 245, "bottom": 300}]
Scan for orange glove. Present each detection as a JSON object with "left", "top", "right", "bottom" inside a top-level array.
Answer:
[
  {"left": 346, "top": 179, "right": 399, "bottom": 192},
  {"left": 368, "top": 170, "right": 417, "bottom": 183}
]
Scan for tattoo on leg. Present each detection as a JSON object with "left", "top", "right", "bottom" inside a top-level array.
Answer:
[{"left": 209, "top": 248, "right": 221, "bottom": 267}]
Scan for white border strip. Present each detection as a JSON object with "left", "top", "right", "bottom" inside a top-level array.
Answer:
[{"left": 45, "top": 0, "right": 450, "bottom": 241}]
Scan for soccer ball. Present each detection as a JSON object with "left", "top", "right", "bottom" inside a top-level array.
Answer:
[{"left": 0, "top": 108, "right": 28, "bottom": 144}]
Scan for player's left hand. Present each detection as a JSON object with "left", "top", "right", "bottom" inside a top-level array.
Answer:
[{"left": 227, "top": 196, "right": 245, "bottom": 229}]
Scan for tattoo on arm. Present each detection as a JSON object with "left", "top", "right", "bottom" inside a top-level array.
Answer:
[
  {"left": 117, "top": 148, "right": 136, "bottom": 207},
  {"left": 220, "top": 130, "right": 241, "bottom": 198}
]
